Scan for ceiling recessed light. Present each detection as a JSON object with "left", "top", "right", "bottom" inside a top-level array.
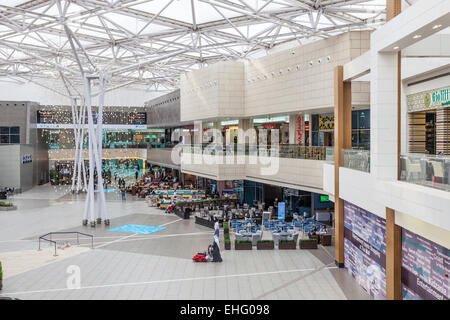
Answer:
[
  {"left": 413, "top": 34, "right": 422, "bottom": 39},
  {"left": 432, "top": 24, "right": 442, "bottom": 29},
  {"left": 393, "top": 46, "right": 399, "bottom": 50}
]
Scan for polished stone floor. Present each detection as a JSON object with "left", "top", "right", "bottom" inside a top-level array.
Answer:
[{"left": 0, "top": 184, "right": 370, "bottom": 300}]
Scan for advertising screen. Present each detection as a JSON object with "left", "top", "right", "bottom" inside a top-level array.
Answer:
[
  {"left": 128, "top": 112, "right": 147, "bottom": 124},
  {"left": 37, "top": 110, "right": 58, "bottom": 123},
  {"left": 401, "top": 229, "right": 449, "bottom": 300},
  {"left": 344, "top": 201, "right": 386, "bottom": 299}
]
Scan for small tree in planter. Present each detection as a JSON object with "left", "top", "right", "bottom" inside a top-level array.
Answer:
[
  {"left": 235, "top": 240, "right": 252, "bottom": 250},
  {"left": 224, "top": 233, "right": 231, "bottom": 250},
  {"left": 223, "top": 221, "right": 230, "bottom": 235},
  {"left": 257, "top": 240, "right": 274, "bottom": 250},
  {"left": 0, "top": 261, "right": 3, "bottom": 290},
  {"left": 299, "top": 239, "right": 318, "bottom": 249},
  {"left": 279, "top": 239, "right": 296, "bottom": 249}
]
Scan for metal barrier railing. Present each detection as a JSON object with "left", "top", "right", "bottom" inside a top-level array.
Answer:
[{"left": 38, "top": 232, "right": 94, "bottom": 256}]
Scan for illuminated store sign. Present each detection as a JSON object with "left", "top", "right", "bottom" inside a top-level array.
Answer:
[
  {"left": 319, "top": 115, "right": 334, "bottom": 130},
  {"left": 408, "top": 86, "right": 450, "bottom": 112},
  {"left": 128, "top": 112, "right": 147, "bottom": 125},
  {"left": 37, "top": 110, "right": 58, "bottom": 123},
  {"left": 297, "top": 115, "right": 303, "bottom": 144}
]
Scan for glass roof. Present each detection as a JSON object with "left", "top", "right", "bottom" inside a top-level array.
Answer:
[{"left": 0, "top": 0, "right": 389, "bottom": 95}]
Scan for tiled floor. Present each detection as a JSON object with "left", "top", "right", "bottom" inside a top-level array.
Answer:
[{"left": 0, "top": 184, "right": 370, "bottom": 300}]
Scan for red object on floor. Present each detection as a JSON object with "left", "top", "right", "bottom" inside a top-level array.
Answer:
[{"left": 192, "top": 252, "right": 208, "bottom": 262}]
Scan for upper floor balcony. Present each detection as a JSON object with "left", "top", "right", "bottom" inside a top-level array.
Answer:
[
  {"left": 179, "top": 144, "right": 333, "bottom": 192},
  {"left": 400, "top": 153, "right": 450, "bottom": 192}
]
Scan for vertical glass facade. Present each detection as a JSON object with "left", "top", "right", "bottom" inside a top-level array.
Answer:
[{"left": 352, "top": 109, "right": 370, "bottom": 150}]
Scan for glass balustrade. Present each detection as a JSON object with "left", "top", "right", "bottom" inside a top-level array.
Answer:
[
  {"left": 179, "top": 144, "right": 332, "bottom": 160},
  {"left": 400, "top": 153, "right": 450, "bottom": 192},
  {"left": 343, "top": 149, "right": 370, "bottom": 173},
  {"left": 49, "top": 141, "right": 149, "bottom": 149}
]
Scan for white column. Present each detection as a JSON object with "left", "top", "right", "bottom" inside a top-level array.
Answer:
[
  {"left": 289, "top": 114, "right": 297, "bottom": 144},
  {"left": 370, "top": 49, "right": 399, "bottom": 180}
]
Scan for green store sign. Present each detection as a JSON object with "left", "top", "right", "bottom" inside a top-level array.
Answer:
[
  {"left": 425, "top": 88, "right": 450, "bottom": 108},
  {"left": 408, "top": 86, "right": 450, "bottom": 112}
]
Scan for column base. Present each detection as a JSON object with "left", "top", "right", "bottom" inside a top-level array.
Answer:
[{"left": 335, "top": 261, "right": 345, "bottom": 268}]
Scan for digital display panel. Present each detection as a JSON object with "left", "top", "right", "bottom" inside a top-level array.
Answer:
[
  {"left": 401, "top": 228, "right": 449, "bottom": 300},
  {"left": 344, "top": 201, "right": 386, "bottom": 300}
]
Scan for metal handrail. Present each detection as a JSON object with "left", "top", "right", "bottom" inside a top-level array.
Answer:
[{"left": 38, "top": 232, "right": 94, "bottom": 256}]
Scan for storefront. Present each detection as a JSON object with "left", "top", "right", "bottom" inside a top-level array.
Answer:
[
  {"left": 253, "top": 115, "right": 290, "bottom": 145},
  {"left": 352, "top": 109, "right": 370, "bottom": 150},
  {"left": 220, "top": 120, "right": 239, "bottom": 144},
  {"left": 310, "top": 113, "right": 334, "bottom": 147},
  {"left": 407, "top": 86, "right": 450, "bottom": 155}
]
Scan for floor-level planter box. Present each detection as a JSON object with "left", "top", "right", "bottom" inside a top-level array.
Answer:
[
  {"left": 257, "top": 241, "right": 274, "bottom": 250},
  {"left": 224, "top": 241, "right": 231, "bottom": 250},
  {"left": 235, "top": 241, "right": 252, "bottom": 250},
  {"left": 175, "top": 208, "right": 191, "bottom": 219},
  {"left": 0, "top": 205, "right": 17, "bottom": 211},
  {"left": 195, "top": 216, "right": 215, "bottom": 228},
  {"left": 278, "top": 241, "right": 296, "bottom": 249},
  {"left": 299, "top": 240, "right": 318, "bottom": 249}
]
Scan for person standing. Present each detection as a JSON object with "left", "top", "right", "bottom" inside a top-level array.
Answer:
[
  {"left": 212, "top": 220, "right": 223, "bottom": 262},
  {"left": 135, "top": 171, "right": 139, "bottom": 180},
  {"left": 121, "top": 187, "right": 126, "bottom": 201}
]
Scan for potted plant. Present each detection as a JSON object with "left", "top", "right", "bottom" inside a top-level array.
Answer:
[
  {"left": 257, "top": 240, "right": 274, "bottom": 250},
  {"left": 235, "top": 240, "right": 252, "bottom": 250},
  {"left": 49, "top": 171, "right": 56, "bottom": 185},
  {"left": 279, "top": 239, "right": 296, "bottom": 249},
  {"left": 299, "top": 239, "right": 318, "bottom": 249},
  {"left": 0, "top": 261, "right": 3, "bottom": 290},
  {"left": 224, "top": 234, "right": 231, "bottom": 250},
  {"left": 223, "top": 221, "right": 229, "bottom": 235}
]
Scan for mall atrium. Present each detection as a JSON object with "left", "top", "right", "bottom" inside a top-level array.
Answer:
[{"left": 0, "top": 0, "right": 448, "bottom": 303}]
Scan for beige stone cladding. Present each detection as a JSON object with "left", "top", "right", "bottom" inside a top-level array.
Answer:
[
  {"left": 244, "top": 31, "right": 371, "bottom": 117},
  {"left": 180, "top": 61, "right": 245, "bottom": 122},
  {"left": 180, "top": 31, "right": 371, "bottom": 122}
]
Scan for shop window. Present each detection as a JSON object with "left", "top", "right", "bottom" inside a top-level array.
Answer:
[
  {"left": 0, "top": 126, "right": 20, "bottom": 144},
  {"left": 10, "top": 126, "right": 20, "bottom": 134},
  {"left": 10, "top": 135, "right": 20, "bottom": 144},
  {"left": 0, "top": 135, "right": 9, "bottom": 143},
  {"left": 351, "top": 110, "right": 370, "bottom": 150},
  {"left": 352, "top": 112, "right": 358, "bottom": 130}
]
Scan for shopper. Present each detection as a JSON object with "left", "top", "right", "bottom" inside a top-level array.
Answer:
[
  {"left": 135, "top": 171, "right": 139, "bottom": 180},
  {"left": 212, "top": 220, "right": 222, "bottom": 262},
  {"left": 121, "top": 187, "right": 126, "bottom": 201},
  {"left": 319, "top": 225, "right": 329, "bottom": 234}
]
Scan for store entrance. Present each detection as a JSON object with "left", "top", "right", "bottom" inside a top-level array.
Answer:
[
  {"left": 322, "top": 131, "right": 334, "bottom": 147},
  {"left": 425, "top": 111, "right": 436, "bottom": 154}
]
